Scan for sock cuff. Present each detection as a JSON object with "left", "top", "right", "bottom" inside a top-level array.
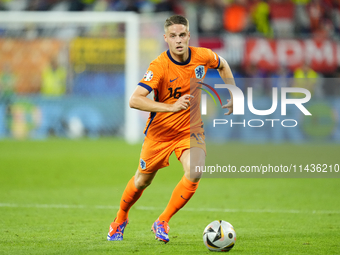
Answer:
[
  {"left": 182, "top": 175, "right": 200, "bottom": 191},
  {"left": 128, "top": 176, "right": 139, "bottom": 192}
]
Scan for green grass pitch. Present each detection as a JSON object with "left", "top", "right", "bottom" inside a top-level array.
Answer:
[{"left": 0, "top": 139, "right": 339, "bottom": 254}]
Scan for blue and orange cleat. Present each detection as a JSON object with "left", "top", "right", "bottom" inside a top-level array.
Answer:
[
  {"left": 151, "top": 219, "right": 170, "bottom": 243},
  {"left": 107, "top": 218, "right": 129, "bottom": 241}
]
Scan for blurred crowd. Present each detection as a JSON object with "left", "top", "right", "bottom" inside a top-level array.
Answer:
[
  {"left": 0, "top": 0, "right": 340, "bottom": 99},
  {"left": 196, "top": 0, "right": 340, "bottom": 39},
  {"left": 229, "top": 62, "right": 340, "bottom": 98},
  {"left": 0, "top": 0, "right": 339, "bottom": 39}
]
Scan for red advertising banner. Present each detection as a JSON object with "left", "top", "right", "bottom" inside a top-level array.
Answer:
[{"left": 243, "top": 38, "right": 340, "bottom": 73}]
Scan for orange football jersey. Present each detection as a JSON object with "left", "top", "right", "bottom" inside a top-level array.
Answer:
[{"left": 138, "top": 46, "right": 220, "bottom": 142}]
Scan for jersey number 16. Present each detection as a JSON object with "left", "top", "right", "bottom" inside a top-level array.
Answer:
[{"left": 168, "top": 87, "right": 181, "bottom": 99}]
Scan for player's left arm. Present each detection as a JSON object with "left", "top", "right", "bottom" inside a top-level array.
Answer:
[{"left": 217, "top": 56, "right": 236, "bottom": 115}]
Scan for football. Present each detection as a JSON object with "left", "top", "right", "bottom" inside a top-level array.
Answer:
[{"left": 203, "top": 220, "right": 236, "bottom": 252}]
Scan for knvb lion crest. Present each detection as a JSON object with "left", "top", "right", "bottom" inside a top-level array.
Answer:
[
  {"left": 140, "top": 159, "right": 146, "bottom": 170},
  {"left": 195, "top": 65, "right": 205, "bottom": 79}
]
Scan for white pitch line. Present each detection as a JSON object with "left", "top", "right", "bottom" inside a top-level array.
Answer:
[{"left": 0, "top": 203, "right": 339, "bottom": 215}]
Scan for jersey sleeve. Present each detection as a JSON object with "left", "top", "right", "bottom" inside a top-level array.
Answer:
[
  {"left": 206, "top": 48, "right": 220, "bottom": 69},
  {"left": 138, "top": 61, "right": 163, "bottom": 93}
]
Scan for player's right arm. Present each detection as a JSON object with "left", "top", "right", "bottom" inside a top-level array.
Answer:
[{"left": 129, "top": 86, "right": 193, "bottom": 113}]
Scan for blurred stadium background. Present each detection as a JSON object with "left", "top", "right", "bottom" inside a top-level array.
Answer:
[
  {"left": 0, "top": 0, "right": 339, "bottom": 143},
  {"left": 1, "top": 2, "right": 340, "bottom": 254}
]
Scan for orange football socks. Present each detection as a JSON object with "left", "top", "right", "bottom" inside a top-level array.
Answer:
[
  {"left": 116, "top": 176, "right": 144, "bottom": 223},
  {"left": 159, "top": 175, "right": 199, "bottom": 222}
]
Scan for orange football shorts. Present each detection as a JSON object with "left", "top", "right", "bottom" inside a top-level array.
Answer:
[{"left": 138, "top": 132, "right": 206, "bottom": 174}]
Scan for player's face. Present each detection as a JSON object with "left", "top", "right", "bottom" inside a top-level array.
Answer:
[{"left": 164, "top": 24, "right": 190, "bottom": 61}]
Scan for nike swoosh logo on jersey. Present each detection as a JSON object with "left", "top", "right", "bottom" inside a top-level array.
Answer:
[
  {"left": 170, "top": 77, "right": 178, "bottom": 82},
  {"left": 181, "top": 195, "right": 189, "bottom": 200}
]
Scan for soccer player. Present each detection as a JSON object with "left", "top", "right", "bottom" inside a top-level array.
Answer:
[{"left": 107, "top": 15, "right": 235, "bottom": 243}]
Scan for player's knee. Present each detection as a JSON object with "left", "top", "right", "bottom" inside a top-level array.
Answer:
[
  {"left": 182, "top": 160, "right": 190, "bottom": 174},
  {"left": 190, "top": 165, "right": 203, "bottom": 179},
  {"left": 135, "top": 178, "right": 151, "bottom": 189},
  {"left": 183, "top": 162, "right": 204, "bottom": 180},
  {"left": 134, "top": 172, "right": 154, "bottom": 189},
  {"left": 184, "top": 170, "right": 202, "bottom": 182}
]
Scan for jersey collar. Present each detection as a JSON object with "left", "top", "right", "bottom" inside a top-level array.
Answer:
[{"left": 166, "top": 47, "right": 191, "bottom": 66}]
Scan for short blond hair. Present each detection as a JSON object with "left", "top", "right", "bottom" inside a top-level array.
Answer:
[{"left": 164, "top": 15, "right": 189, "bottom": 32}]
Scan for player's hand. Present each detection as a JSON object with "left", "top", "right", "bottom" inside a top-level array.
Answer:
[
  {"left": 222, "top": 99, "right": 233, "bottom": 115},
  {"left": 171, "top": 94, "right": 194, "bottom": 112}
]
